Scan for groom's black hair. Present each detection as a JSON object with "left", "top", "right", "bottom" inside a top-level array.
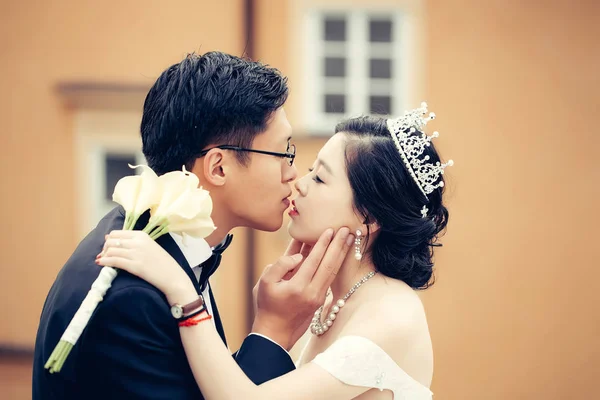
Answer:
[{"left": 141, "top": 51, "right": 289, "bottom": 175}]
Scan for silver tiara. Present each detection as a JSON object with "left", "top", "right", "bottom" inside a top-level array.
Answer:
[{"left": 387, "top": 102, "right": 453, "bottom": 214}]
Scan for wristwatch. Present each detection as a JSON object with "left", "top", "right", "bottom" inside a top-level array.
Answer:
[{"left": 170, "top": 295, "right": 206, "bottom": 320}]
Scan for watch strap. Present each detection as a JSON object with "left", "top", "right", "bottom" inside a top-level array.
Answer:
[{"left": 181, "top": 295, "right": 205, "bottom": 315}]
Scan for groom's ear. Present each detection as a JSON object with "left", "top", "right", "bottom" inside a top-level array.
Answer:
[{"left": 196, "top": 149, "right": 228, "bottom": 187}]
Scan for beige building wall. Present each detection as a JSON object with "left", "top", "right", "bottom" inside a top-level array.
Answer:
[
  {"left": 253, "top": 0, "right": 600, "bottom": 399},
  {"left": 0, "top": 0, "right": 248, "bottom": 348},
  {"left": 0, "top": 0, "right": 598, "bottom": 399},
  {"left": 423, "top": 2, "right": 600, "bottom": 399}
]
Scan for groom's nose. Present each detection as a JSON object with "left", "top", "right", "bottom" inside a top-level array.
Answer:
[{"left": 283, "top": 161, "right": 298, "bottom": 183}]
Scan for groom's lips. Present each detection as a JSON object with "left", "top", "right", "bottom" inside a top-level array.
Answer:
[{"left": 282, "top": 193, "right": 292, "bottom": 208}]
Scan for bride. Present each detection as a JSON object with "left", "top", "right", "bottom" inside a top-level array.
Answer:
[{"left": 97, "top": 103, "right": 452, "bottom": 399}]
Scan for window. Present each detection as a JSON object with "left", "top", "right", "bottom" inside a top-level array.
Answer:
[
  {"left": 104, "top": 153, "right": 138, "bottom": 201},
  {"left": 95, "top": 148, "right": 146, "bottom": 224},
  {"left": 324, "top": 18, "right": 346, "bottom": 41},
  {"left": 304, "top": 10, "right": 413, "bottom": 133},
  {"left": 73, "top": 110, "right": 146, "bottom": 237},
  {"left": 370, "top": 95, "right": 392, "bottom": 115}
]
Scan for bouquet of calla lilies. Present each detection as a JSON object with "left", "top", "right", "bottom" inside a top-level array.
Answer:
[{"left": 44, "top": 165, "right": 216, "bottom": 374}]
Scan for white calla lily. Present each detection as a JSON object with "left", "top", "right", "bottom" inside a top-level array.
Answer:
[
  {"left": 168, "top": 216, "right": 216, "bottom": 239},
  {"left": 152, "top": 167, "right": 200, "bottom": 218},
  {"left": 165, "top": 184, "right": 212, "bottom": 220},
  {"left": 112, "top": 164, "right": 161, "bottom": 229},
  {"left": 166, "top": 190, "right": 216, "bottom": 238},
  {"left": 45, "top": 164, "right": 215, "bottom": 374},
  {"left": 129, "top": 164, "right": 161, "bottom": 216},
  {"left": 112, "top": 175, "right": 141, "bottom": 212},
  {"left": 146, "top": 166, "right": 216, "bottom": 239}
]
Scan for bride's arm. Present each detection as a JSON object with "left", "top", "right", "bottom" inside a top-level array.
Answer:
[
  {"left": 174, "top": 286, "right": 369, "bottom": 400},
  {"left": 97, "top": 229, "right": 360, "bottom": 400}
]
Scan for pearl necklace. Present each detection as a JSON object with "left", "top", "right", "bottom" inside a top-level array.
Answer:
[{"left": 310, "top": 271, "right": 377, "bottom": 336}]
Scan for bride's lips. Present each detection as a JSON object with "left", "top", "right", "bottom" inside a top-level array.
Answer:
[{"left": 288, "top": 200, "right": 299, "bottom": 217}]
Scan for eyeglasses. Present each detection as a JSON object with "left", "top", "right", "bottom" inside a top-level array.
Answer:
[{"left": 197, "top": 144, "right": 296, "bottom": 166}]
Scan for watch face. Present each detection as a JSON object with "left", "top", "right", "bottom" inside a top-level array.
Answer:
[{"left": 171, "top": 305, "right": 183, "bottom": 319}]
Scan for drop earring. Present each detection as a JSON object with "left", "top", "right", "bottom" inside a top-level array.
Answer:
[{"left": 354, "top": 230, "right": 363, "bottom": 261}]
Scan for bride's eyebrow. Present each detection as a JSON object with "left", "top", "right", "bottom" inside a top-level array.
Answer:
[{"left": 317, "top": 158, "right": 333, "bottom": 175}]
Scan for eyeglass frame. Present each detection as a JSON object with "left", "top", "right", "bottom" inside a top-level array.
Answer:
[{"left": 196, "top": 144, "right": 296, "bottom": 166}]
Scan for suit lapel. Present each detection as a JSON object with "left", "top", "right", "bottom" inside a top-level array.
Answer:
[
  {"left": 127, "top": 208, "right": 201, "bottom": 295},
  {"left": 120, "top": 207, "right": 225, "bottom": 346},
  {"left": 155, "top": 233, "right": 201, "bottom": 295},
  {"left": 209, "top": 286, "right": 227, "bottom": 347}
]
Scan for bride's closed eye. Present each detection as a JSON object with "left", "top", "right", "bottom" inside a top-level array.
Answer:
[{"left": 308, "top": 168, "right": 324, "bottom": 184}]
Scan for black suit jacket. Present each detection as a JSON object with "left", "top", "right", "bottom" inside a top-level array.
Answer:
[{"left": 33, "top": 207, "right": 295, "bottom": 400}]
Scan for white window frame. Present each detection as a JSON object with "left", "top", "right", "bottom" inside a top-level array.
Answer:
[
  {"left": 74, "top": 110, "right": 145, "bottom": 239},
  {"left": 302, "top": 7, "right": 420, "bottom": 135}
]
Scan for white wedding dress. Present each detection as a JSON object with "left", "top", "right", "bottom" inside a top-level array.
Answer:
[{"left": 301, "top": 335, "right": 433, "bottom": 400}]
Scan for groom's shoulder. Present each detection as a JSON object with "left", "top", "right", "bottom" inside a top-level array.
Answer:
[
  {"left": 52, "top": 206, "right": 167, "bottom": 317},
  {"left": 104, "top": 270, "right": 168, "bottom": 307},
  {"left": 67, "top": 206, "right": 126, "bottom": 261},
  {"left": 48, "top": 207, "right": 125, "bottom": 290},
  {"left": 82, "top": 274, "right": 175, "bottom": 348}
]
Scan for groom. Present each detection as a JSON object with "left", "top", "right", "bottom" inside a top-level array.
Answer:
[{"left": 32, "top": 52, "right": 352, "bottom": 399}]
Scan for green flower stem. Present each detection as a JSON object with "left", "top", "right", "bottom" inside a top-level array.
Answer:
[
  {"left": 44, "top": 340, "right": 74, "bottom": 374},
  {"left": 124, "top": 212, "right": 141, "bottom": 231},
  {"left": 44, "top": 211, "right": 156, "bottom": 375},
  {"left": 53, "top": 342, "right": 69, "bottom": 371},
  {"left": 142, "top": 216, "right": 165, "bottom": 235},
  {"left": 149, "top": 224, "right": 169, "bottom": 240}
]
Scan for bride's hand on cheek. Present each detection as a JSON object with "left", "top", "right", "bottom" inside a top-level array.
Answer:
[{"left": 96, "top": 230, "right": 195, "bottom": 302}]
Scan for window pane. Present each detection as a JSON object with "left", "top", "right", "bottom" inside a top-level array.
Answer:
[
  {"left": 370, "top": 58, "right": 392, "bottom": 78},
  {"left": 324, "top": 94, "right": 346, "bottom": 113},
  {"left": 370, "top": 95, "right": 392, "bottom": 115},
  {"left": 325, "top": 57, "right": 346, "bottom": 77},
  {"left": 324, "top": 18, "right": 346, "bottom": 41},
  {"left": 105, "top": 153, "right": 137, "bottom": 201},
  {"left": 370, "top": 19, "right": 392, "bottom": 42}
]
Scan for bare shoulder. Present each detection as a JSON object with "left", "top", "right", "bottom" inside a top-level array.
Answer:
[
  {"left": 339, "top": 274, "right": 432, "bottom": 362},
  {"left": 348, "top": 276, "right": 427, "bottom": 341}
]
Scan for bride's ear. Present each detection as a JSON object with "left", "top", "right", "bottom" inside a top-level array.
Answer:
[
  {"left": 365, "top": 222, "right": 381, "bottom": 235},
  {"left": 360, "top": 222, "right": 380, "bottom": 235},
  {"left": 355, "top": 211, "right": 380, "bottom": 236}
]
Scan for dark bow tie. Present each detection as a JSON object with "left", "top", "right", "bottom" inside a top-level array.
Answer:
[{"left": 198, "top": 234, "right": 233, "bottom": 292}]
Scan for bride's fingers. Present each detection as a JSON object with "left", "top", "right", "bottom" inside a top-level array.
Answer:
[
  {"left": 105, "top": 230, "right": 137, "bottom": 241},
  {"left": 101, "top": 246, "right": 132, "bottom": 260},
  {"left": 106, "top": 238, "right": 131, "bottom": 249},
  {"left": 96, "top": 255, "right": 136, "bottom": 273},
  {"left": 99, "top": 239, "right": 130, "bottom": 257}
]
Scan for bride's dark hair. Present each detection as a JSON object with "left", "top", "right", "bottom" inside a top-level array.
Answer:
[{"left": 335, "top": 116, "right": 449, "bottom": 289}]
